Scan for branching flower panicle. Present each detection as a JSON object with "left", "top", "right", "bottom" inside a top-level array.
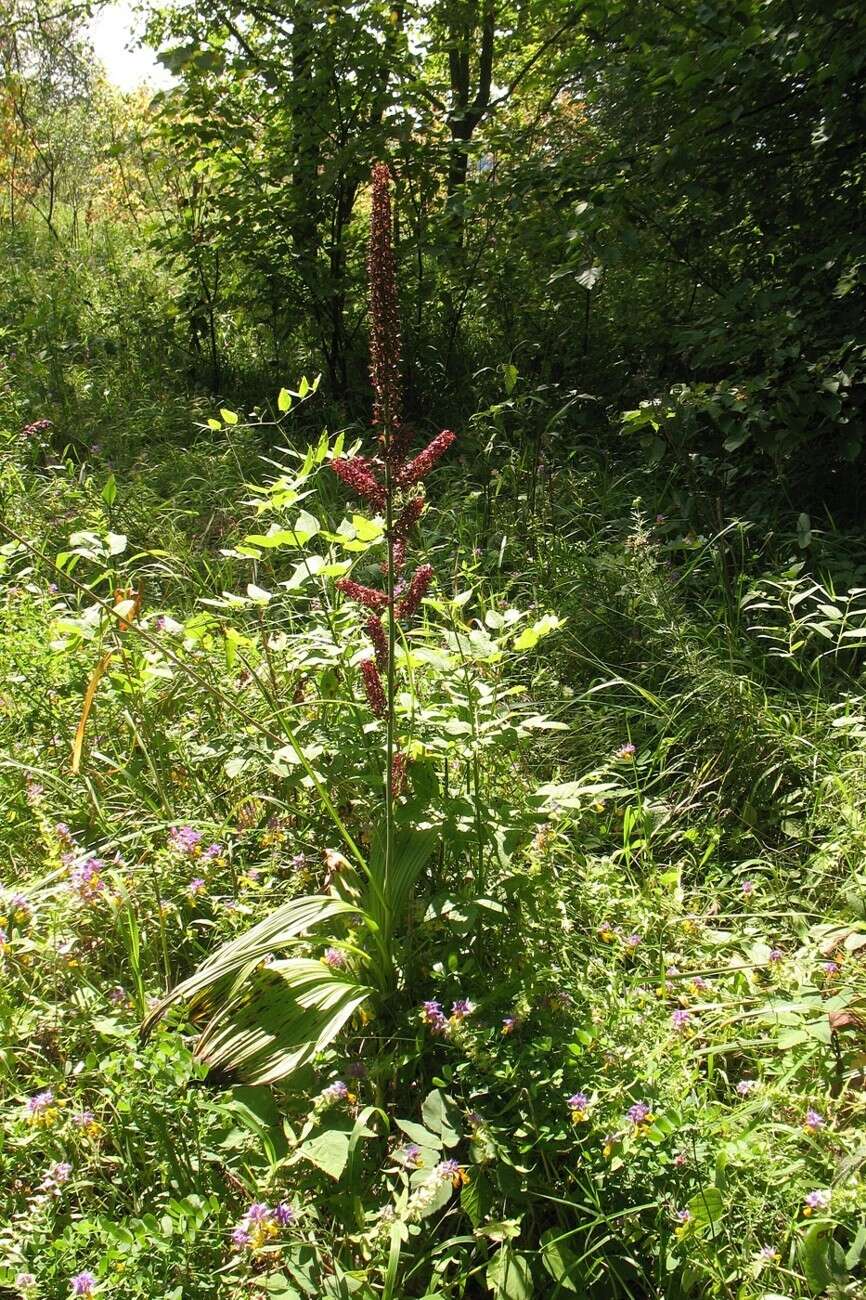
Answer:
[{"left": 328, "top": 163, "right": 456, "bottom": 739}]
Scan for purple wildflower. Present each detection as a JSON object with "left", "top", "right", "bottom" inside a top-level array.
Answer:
[
  {"left": 450, "top": 998, "right": 473, "bottom": 1019},
  {"left": 232, "top": 1225, "right": 251, "bottom": 1246},
  {"left": 768, "top": 948, "right": 783, "bottom": 962},
  {"left": 27, "top": 1090, "right": 54, "bottom": 1114},
  {"left": 803, "top": 1189, "right": 830, "bottom": 1213},
  {"left": 736, "top": 1079, "right": 757, "bottom": 1096},
  {"left": 322, "top": 947, "right": 348, "bottom": 970},
  {"left": 41, "top": 1161, "right": 72, "bottom": 1192},
  {"left": 168, "top": 826, "right": 202, "bottom": 854},
  {"left": 421, "top": 1000, "right": 449, "bottom": 1034},
  {"left": 615, "top": 742, "right": 636, "bottom": 759},
  {"left": 273, "top": 1203, "right": 295, "bottom": 1226},
  {"left": 71, "top": 1273, "right": 97, "bottom": 1296},
  {"left": 805, "top": 1108, "right": 824, "bottom": 1131},
  {"left": 568, "top": 1092, "right": 589, "bottom": 1122},
  {"left": 628, "top": 1101, "right": 652, "bottom": 1126},
  {"left": 69, "top": 858, "right": 105, "bottom": 902},
  {"left": 671, "top": 1008, "right": 691, "bottom": 1031},
  {"left": 624, "top": 933, "right": 642, "bottom": 948},
  {"left": 9, "top": 893, "right": 32, "bottom": 920},
  {"left": 741, "top": 879, "right": 755, "bottom": 896},
  {"left": 187, "top": 878, "right": 206, "bottom": 896},
  {"left": 320, "top": 1080, "right": 349, "bottom": 1104}
]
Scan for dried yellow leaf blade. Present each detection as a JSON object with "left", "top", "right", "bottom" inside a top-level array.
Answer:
[{"left": 71, "top": 651, "right": 113, "bottom": 774}]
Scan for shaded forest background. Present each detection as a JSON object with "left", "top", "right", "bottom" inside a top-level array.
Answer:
[{"left": 4, "top": 0, "right": 866, "bottom": 521}]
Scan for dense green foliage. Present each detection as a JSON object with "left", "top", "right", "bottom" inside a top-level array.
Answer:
[{"left": 2, "top": 1, "right": 866, "bottom": 1297}]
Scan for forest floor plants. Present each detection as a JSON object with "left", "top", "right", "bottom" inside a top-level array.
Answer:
[{"left": 1, "top": 207, "right": 866, "bottom": 1298}]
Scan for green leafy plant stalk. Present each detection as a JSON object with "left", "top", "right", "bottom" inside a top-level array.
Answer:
[{"left": 142, "top": 163, "right": 456, "bottom": 1080}]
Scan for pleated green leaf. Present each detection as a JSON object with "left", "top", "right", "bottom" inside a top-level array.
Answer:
[
  {"left": 365, "top": 823, "right": 438, "bottom": 934},
  {"left": 142, "top": 895, "right": 362, "bottom": 1038},
  {"left": 193, "top": 958, "right": 373, "bottom": 1084}
]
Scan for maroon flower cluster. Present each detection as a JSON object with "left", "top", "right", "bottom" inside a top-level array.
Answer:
[
  {"left": 365, "top": 615, "right": 389, "bottom": 670},
  {"left": 398, "top": 430, "right": 456, "bottom": 491},
  {"left": 391, "top": 752, "right": 408, "bottom": 798},
  {"left": 330, "top": 455, "right": 386, "bottom": 509},
  {"left": 334, "top": 578, "right": 388, "bottom": 612},
  {"left": 396, "top": 564, "right": 433, "bottom": 620},
  {"left": 22, "top": 418, "right": 52, "bottom": 439},
  {"left": 330, "top": 162, "right": 456, "bottom": 752},
  {"left": 361, "top": 659, "right": 386, "bottom": 718}
]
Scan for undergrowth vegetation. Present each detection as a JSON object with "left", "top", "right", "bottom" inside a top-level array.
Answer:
[
  {"left": 2, "top": 201, "right": 866, "bottom": 1300},
  {"left": 3, "top": 0, "right": 866, "bottom": 1289}
]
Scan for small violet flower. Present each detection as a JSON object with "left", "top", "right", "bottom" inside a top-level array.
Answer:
[
  {"left": 319, "top": 1080, "right": 350, "bottom": 1105},
  {"left": 401, "top": 1143, "right": 424, "bottom": 1167},
  {"left": 27, "top": 1089, "right": 54, "bottom": 1115},
  {"left": 168, "top": 826, "right": 202, "bottom": 855},
  {"left": 322, "top": 947, "right": 348, "bottom": 970},
  {"left": 567, "top": 1092, "right": 589, "bottom": 1123},
  {"left": 420, "top": 1000, "right": 449, "bottom": 1034}
]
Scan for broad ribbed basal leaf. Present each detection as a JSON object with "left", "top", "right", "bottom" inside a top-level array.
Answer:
[
  {"left": 366, "top": 823, "right": 438, "bottom": 932},
  {"left": 193, "top": 958, "right": 373, "bottom": 1084},
  {"left": 141, "top": 895, "right": 361, "bottom": 1038}
]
